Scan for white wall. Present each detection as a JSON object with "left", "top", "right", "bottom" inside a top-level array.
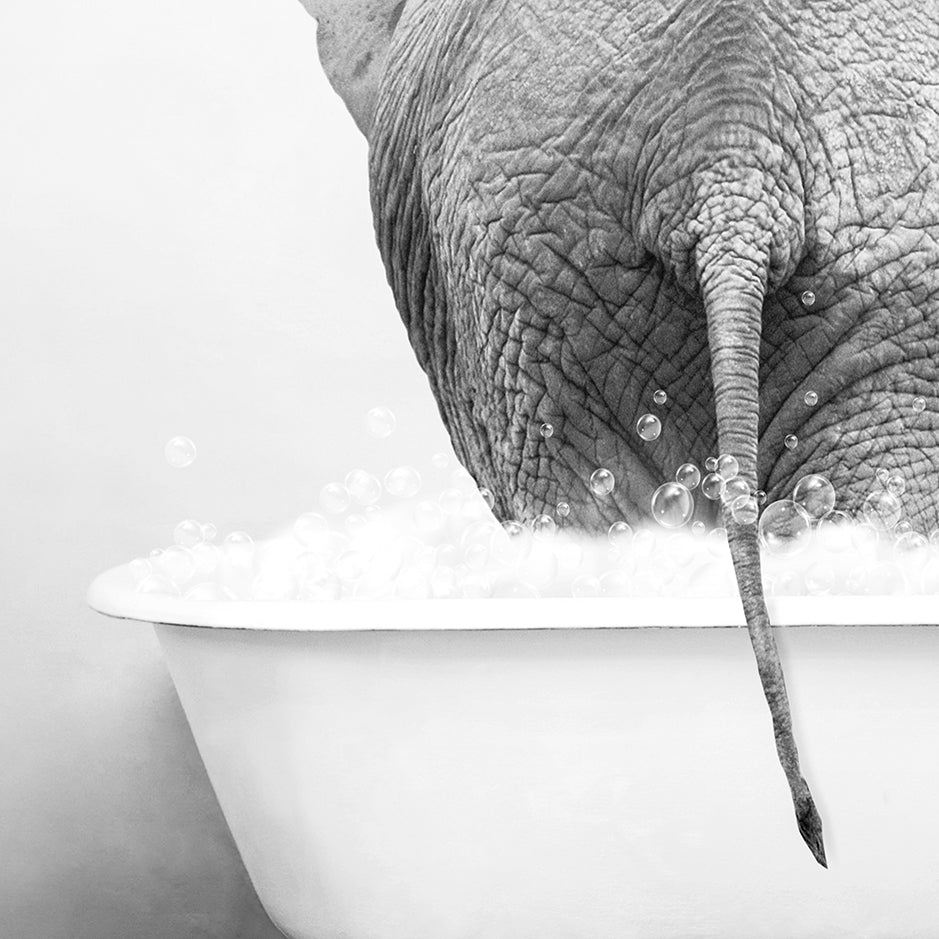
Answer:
[{"left": 0, "top": 0, "right": 448, "bottom": 934}]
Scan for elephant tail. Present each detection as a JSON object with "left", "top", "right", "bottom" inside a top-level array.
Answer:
[{"left": 696, "top": 235, "right": 827, "bottom": 869}]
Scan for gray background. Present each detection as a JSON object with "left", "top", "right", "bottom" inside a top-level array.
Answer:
[{"left": 1, "top": 0, "right": 449, "bottom": 934}]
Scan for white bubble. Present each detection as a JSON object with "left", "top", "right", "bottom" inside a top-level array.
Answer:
[
  {"left": 223, "top": 531, "right": 254, "bottom": 566},
  {"left": 556, "top": 501, "right": 571, "bottom": 518},
  {"left": 717, "top": 454, "right": 739, "bottom": 481},
  {"left": 792, "top": 474, "right": 836, "bottom": 520},
  {"left": 299, "top": 572, "right": 342, "bottom": 601},
  {"left": 251, "top": 569, "right": 297, "bottom": 600},
  {"left": 653, "top": 389, "right": 667, "bottom": 405},
  {"left": 758, "top": 500, "right": 812, "bottom": 557},
  {"left": 384, "top": 466, "right": 422, "bottom": 498},
  {"left": 345, "top": 469, "right": 383, "bottom": 506},
  {"left": 165, "top": 436, "right": 196, "bottom": 468},
  {"left": 539, "top": 422, "right": 554, "bottom": 439},
  {"left": 816, "top": 511, "right": 852, "bottom": 552},
  {"left": 721, "top": 477, "right": 750, "bottom": 505},
  {"left": 701, "top": 472, "right": 725, "bottom": 500},
  {"left": 887, "top": 474, "right": 906, "bottom": 496},
  {"left": 137, "top": 574, "right": 181, "bottom": 596},
  {"left": 784, "top": 434, "right": 799, "bottom": 451},
  {"left": 571, "top": 574, "right": 601, "bottom": 598},
  {"left": 431, "top": 452, "right": 450, "bottom": 469},
  {"left": 755, "top": 489, "right": 767, "bottom": 505},
  {"left": 156, "top": 545, "right": 197, "bottom": 585},
  {"left": 704, "top": 457, "right": 718, "bottom": 472},
  {"left": 414, "top": 500, "right": 446, "bottom": 535},
  {"left": 913, "top": 396, "right": 927, "bottom": 413},
  {"left": 589, "top": 468, "right": 615, "bottom": 496},
  {"left": 862, "top": 490, "right": 902, "bottom": 530},
  {"left": 706, "top": 527, "right": 728, "bottom": 558},
  {"left": 675, "top": 463, "right": 701, "bottom": 490},
  {"left": 201, "top": 522, "right": 218, "bottom": 542},
  {"left": 650, "top": 482, "right": 694, "bottom": 529},
  {"left": 174, "top": 519, "right": 203, "bottom": 548},
  {"left": 608, "top": 520, "right": 633, "bottom": 546},
  {"left": 461, "top": 573, "right": 492, "bottom": 598},
  {"left": 532, "top": 514, "right": 557, "bottom": 539},
  {"left": 804, "top": 391, "right": 818, "bottom": 406},
  {"left": 294, "top": 512, "right": 330, "bottom": 548},
  {"left": 599, "top": 569, "right": 632, "bottom": 597},
  {"left": 478, "top": 487, "right": 495, "bottom": 509},
  {"left": 730, "top": 495, "right": 758, "bottom": 525},
  {"left": 128, "top": 558, "right": 152, "bottom": 584},
  {"left": 636, "top": 413, "right": 662, "bottom": 441},
  {"left": 438, "top": 488, "right": 463, "bottom": 514},
  {"left": 691, "top": 521, "right": 706, "bottom": 536},
  {"left": 334, "top": 549, "right": 367, "bottom": 583},
  {"left": 185, "top": 582, "right": 237, "bottom": 601},
  {"left": 876, "top": 467, "right": 891, "bottom": 487},
  {"left": 430, "top": 566, "right": 459, "bottom": 598},
  {"left": 800, "top": 290, "right": 816, "bottom": 307},
  {"left": 320, "top": 482, "right": 351, "bottom": 514},
  {"left": 804, "top": 563, "right": 835, "bottom": 596},
  {"left": 365, "top": 406, "right": 396, "bottom": 438}
]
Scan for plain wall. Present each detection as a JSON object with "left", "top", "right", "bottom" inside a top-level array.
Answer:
[{"left": 1, "top": 0, "right": 449, "bottom": 935}]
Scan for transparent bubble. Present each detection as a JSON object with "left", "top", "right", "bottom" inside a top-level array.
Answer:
[
  {"left": 784, "top": 434, "right": 799, "bottom": 451},
  {"left": 930, "top": 529, "right": 939, "bottom": 548},
  {"left": 571, "top": 574, "right": 601, "bottom": 598},
  {"left": 800, "top": 290, "right": 816, "bottom": 307},
  {"left": 165, "top": 435, "right": 197, "bottom": 468},
  {"left": 478, "top": 487, "right": 495, "bottom": 509},
  {"left": 149, "top": 548, "right": 164, "bottom": 558},
  {"left": 792, "top": 474, "right": 836, "bottom": 520},
  {"left": 334, "top": 549, "right": 367, "bottom": 583},
  {"left": 651, "top": 482, "right": 694, "bottom": 529},
  {"left": 128, "top": 558, "right": 152, "bottom": 584},
  {"left": 201, "top": 522, "right": 218, "bottom": 542},
  {"left": 692, "top": 521, "right": 706, "bottom": 536},
  {"left": 464, "top": 542, "right": 489, "bottom": 570},
  {"left": 156, "top": 545, "right": 197, "bottom": 584},
  {"left": 539, "top": 422, "right": 554, "bottom": 439},
  {"left": 653, "top": 389, "right": 667, "bottom": 405},
  {"left": 895, "top": 520, "right": 913, "bottom": 536},
  {"left": 701, "top": 472, "right": 725, "bottom": 500},
  {"left": 450, "top": 467, "right": 478, "bottom": 493},
  {"left": 185, "top": 582, "right": 237, "bottom": 601},
  {"left": 804, "top": 391, "right": 818, "bottom": 406},
  {"left": 532, "top": 514, "right": 557, "bottom": 539},
  {"left": 461, "top": 573, "right": 492, "bottom": 599},
  {"left": 894, "top": 531, "right": 931, "bottom": 572},
  {"left": 599, "top": 569, "right": 632, "bottom": 597},
  {"left": 414, "top": 500, "right": 446, "bottom": 535},
  {"left": 862, "top": 490, "right": 903, "bottom": 530},
  {"left": 431, "top": 452, "right": 450, "bottom": 470},
  {"left": 675, "top": 463, "right": 701, "bottom": 490},
  {"left": 721, "top": 477, "right": 750, "bottom": 505},
  {"left": 438, "top": 488, "right": 463, "bottom": 515},
  {"left": 491, "top": 519, "right": 533, "bottom": 566},
  {"left": 717, "top": 454, "right": 739, "bottom": 481},
  {"left": 251, "top": 569, "right": 297, "bottom": 600},
  {"left": 704, "top": 457, "right": 719, "bottom": 472},
  {"left": 430, "top": 566, "right": 459, "bottom": 599},
  {"left": 174, "top": 519, "right": 203, "bottom": 548},
  {"left": 344, "top": 469, "right": 382, "bottom": 506},
  {"left": 384, "top": 466, "right": 422, "bottom": 498},
  {"left": 344, "top": 513, "right": 370, "bottom": 537},
  {"left": 320, "top": 482, "right": 351, "bottom": 514},
  {"left": 222, "top": 531, "right": 254, "bottom": 566},
  {"left": 913, "top": 396, "right": 927, "bottom": 413},
  {"left": 816, "top": 511, "right": 852, "bottom": 552},
  {"left": 755, "top": 489, "right": 767, "bottom": 505},
  {"left": 804, "top": 563, "right": 835, "bottom": 596},
  {"left": 769, "top": 570, "right": 805, "bottom": 596},
  {"left": 191, "top": 543, "right": 220, "bottom": 578},
  {"left": 875, "top": 467, "right": 891, "bottom": 487},
  {"left": 299, "top": 572, "right": 342, "bottom": 601},
  {"left": 636, "top": 414, "right": 662, "bottom": 441},
  {"left": 731, "top": 495, "right": 759, "bottom": 525},
  {"left": 758, "top": 500, "right": 812, "bottom": 557},
  {"left": 851, "top": 522, "right": 881, "bottom": 553},
  {"left": 589, "top": 467, "right": 615, "bottom": 497},
  {"left": 137, "top": 574, "right": 180, "bottom": 596},
  {"left": 556, "top": 501, "right": 571, "bottom": 518},
  {"left": 887, "top": 474, "right": 906, "bottom": 496},
  {"left": 365, "top": 406, "right": 396, "bottom": 439},
  {"left": 294, "top": 512, "right": 329, "bottom": 548},
  {"left": 847, "top": 562, "right": 907, "bottom": 596},
  {"left": 706, "top": 527, "right": 728, "bottom": 558},
  {"left": 608, "top": 520, "right": 633, "bottom": 546}
]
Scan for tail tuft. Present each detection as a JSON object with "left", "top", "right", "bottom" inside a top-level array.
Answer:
[{"left": 795, "top": 783, "right": 828, "bottom": 868}]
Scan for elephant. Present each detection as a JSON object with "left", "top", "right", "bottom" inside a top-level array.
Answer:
[{"left": 299, "top": 0, "right": 939, "bottom": 867}]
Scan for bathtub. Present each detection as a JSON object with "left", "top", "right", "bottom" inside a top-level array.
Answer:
[{"left": 89, "top": 564, "right": 939, "bottom": 939}]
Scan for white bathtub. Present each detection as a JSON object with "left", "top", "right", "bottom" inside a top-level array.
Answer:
[{"left": 89, "top": 564, "right": 939, "bottom": 939}]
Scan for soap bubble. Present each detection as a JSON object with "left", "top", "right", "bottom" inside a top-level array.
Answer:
[
  {"left": 701, "top": 473, "right": 725, "bottom": 500},
  {"left": 365, "top": 406, "right": 396, "bottom": 438},
  {"left": 539, "top": 422, "right": 554, "bottom": 439},
  {"left": 385, "top": 466, "right": 422, "bottom": 498},
  {"left": 800, "top": 290, "right": 816, "bottom": 307},
  {"left": 876, "top": 467, "right": 891, "bottom": 486},
  {"left": 334, "top": 549, "right": 367, "bottom": 583},
  {"left": 174, "top": 519, "right": 203, "bottom": 548},
  {"left": 294, "top": 512, "right": 330, "bottom": 548},
  {"left": 464, "top": 542, "right": 489, "bottom": 570},
  {"left": 165, "top": 436, "right": 196, "bottom": 468},
  {"left": 251, "top": 569, "right": 297, "bottom": 600},
  {"left": 414, "top": 500, "right": 446, "bottom": 535},
  {"left": 190, "top": 543, "right": 220, "bottom": 578},
  {"left": 201, "top": 522, "right": 218, "bottom": 542},
  {"left": 571, "top": 574, "right": 601, "bottom": 598},
  {"left": 704, "top": 457, "right": 718, "bottom": 472},
  {"left": 491, "top": 519, "right": 533, "bottom": 566},
  {"left": 431, "top": 452, "right": 450, "bottom": 469},
  {"left": 894, "top": 531, "right": 931, "bottom": 572},
  {"left": 461, "top": 573, "right": 492, "bottom": 598},
  {"left": 438, "top": 488, "right": 463, "bottom": 514},
  {"left": 755, "top": 489, "right": 767, "bottom": 505},
  {"left": 851, "top": 522, "right": 881, "bottom": 553},
  {"left": 887, "top": 474, "right": 906, "bottom": 496},
  {"left": 608, "top": 520, "right": 633, "bottom": 546},
  {"left": 653, "top": 389, "right": 667, "bottom": 405},
  {"left": 156, "top": 545, "right": 197, "bottom": 584},
  {"left": 804, "top": 391, "right": 818, "bottom": 406},
  {"left": 895, "top": 520, "right": 913, "bottom": 536},
  {"left": 792, "top": 474, "right": 836, "bottom": 520},
  {"left": 345, "top": 469, "right": 382, "bottom": 506},
  {"left": 731, "top": 495, "right": 759, "bottom": 524},
  {"left": 675, "top": 463, "right": 701, "bottom": 490},
  {"left": 758, "top": 500, "right": 812, "bottom": 557},
  {"left": 847, "top": 562, "right": 907, "bottom": 596},
  {"left": 589, "top": 468, "right": 615, "bottom": 496},
  {"left": 717, "top": 454, "right": 739, "bottom": 481},
  {"left": 185, "top": 582, "right": 237, "bottom": 601},
  {"left": 556, "top": 501, "right": 571, "bottom": 518},
  {"left": 721, "top": 477, "right": 750, "bottom": 505},
  {"left": 222, "top": 531, "right": 254, "bottom": 566},
  {"left": 532, "top": 514, "right": 557, "bottom": 539},
  {"left": 478, "top": 487, "right": 495, "bottom": 509},
  {"left": 599, "top": 569, "right": 632, "bottom": 597},
  {"left": 862, "top": 490, "right": 902, "bottom": 530},
  {"left": 692, "top": 521, "right": 706, "bottom": 536},
  {"left": 816, "top": 511, "right": 852, "bottom": 551},
  {"left": 784, "top": 435, "right": 799, "bottom": 450},
  {"left": 706, "top": 527, "right": 729, "bottom": 558},
  {"left": 320, "top": 482, "right": 351, "bottom": 514},
  {"left": 804, "top": 563, "right": 835, "bottom": 596},
  {"left": 137, "top": 574, "right": 181, "bottom": 596},
  {"left": 128, "top": 558, "right": 152, "bottom": 584},
  {"left": 651, "top": 482, "right": 694, "bottom": 529},
  {"left": 636, "top": 414, "right": 662, "bottom": 441},
  {"left": 345, "top": 513, "right": 370, "bottom": 536},
  {"left": 913, "top": 396, "right": 927, "bottom": 413},
  {"left": 299, "top": 572, "right": 342, "bottom": 601},
  {"left": 430, "top": 566, "right": 459, "bottom": 598}
]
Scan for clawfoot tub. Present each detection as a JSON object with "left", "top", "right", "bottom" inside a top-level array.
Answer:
[{"left": 89, "top": 565, "right": 939, "bottom": 938}]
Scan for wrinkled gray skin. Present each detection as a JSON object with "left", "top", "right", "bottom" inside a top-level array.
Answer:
[{"left": 302, "top": 0, "right": 939, "bottom": 866}]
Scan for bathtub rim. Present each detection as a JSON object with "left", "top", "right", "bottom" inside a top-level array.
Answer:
[{"left": 87, "top": 563, "right": 939, "bottom": 631}]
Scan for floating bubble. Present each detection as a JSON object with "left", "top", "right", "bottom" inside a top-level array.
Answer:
[
  {"left": 345, "top": 513, "right": 370, "bottom": 536},
  {"left": 608, "top": 520, "right": 633, "bottom": 546},
  {"left": 691, "top": 521, "right": 706, "bottom": 536},
  {"left": 755, "top": 489, "right": 767, "bottom": 505},
  {"left": 650, "top": 482, "right": 694, "bottom": 529},
  {"left": 589, "top": 467, "right": 615, "bottom": 496},
  {"left": 461, "top": 573, "right": 492, "bottom": 599},
  {"left": 438, "top": 488, "right": 463, "bottom": 514},
  {"left": 201, "top": 522, "right": 218, "bottom": 542},
  {"left": 490, "top": 519, "right": 533, "bottom": 566},
  {"left": 792, "top": 474, "right": 836, "bottom": 520},
  {"left": 800, "top": 290, "right": 816, "bottom": 307},
  {"left": 913, "top": 397, "right": 927, "bottom": 413},
  {"left": 804, "top": 391, "right": 818, "bottom": 406},
  {"left": 876, "top": 467, "right": 891, "bottom": 486},
  {"left": 414, "top": 500, "right": 446, "bottom": 535},
  {"left": 571, "top": 574, "right": 601, "bottom": 598},
  {"left": 758, "top": 500, "right": 812, "bottom": 557},
  {"left": 223, "top": 531, "right": 254, "bottom": 566},
  {"left": 701, "top": 473, "right": 725, "bottom": 500},
  {"left": 191, "top": 543, "right": 220, "bottom": 578},
  {"left": 345, "top": 469, "right": 382, "bottom": 506},
  {"left": 816, "top": 511, "right": 852, "bottom": 552},
  {"left": 137, "top": 574, "right": 180, "bottom": 596},
  {"left": 539, "top": 422, "right": 554, "bottom": 439},
  {"left": 430, "top": 566, "right": 459, "bottom": 599},
  {"left": 731, "top": 495, "right": 759, "bottom": 525},
  {"left": 717, "top": 454, "right": 739, "bottom": 481},
  {"left": 334, "top": 549, "right": 367, "bottom": 583},
  {"left": 675, "top": 463, "right": 701, "bottom": 490},
  {"left": 532, "top": 514, "right": 557, "bottom": 539},
  {"left": 431, "top": 452, "right": 450, "bottom": 469},
  {"left": 251, "top": 569, "right": 297, "bottom": 600},
  {"left": 894, "top": 531, "right": 930, "bottom": 572},
  {"left": 721, "top": 477, "right": 750, "bottom": 505},
  {"left": 174, "top": 519, "right": 203, "bottom": 548},
  {"left": 636, "top": 414, "right": 662, "bottom": 441},
  {"left": 464, "top": 542, "right": 489, "bottom": 570},
  {"left": 556, "top": 501, "right": 571, "bottom": 518},
  {"left": 365, "top": 406, "right": 396, "bottom": 439},
  {"left": 706, "top": 527, "right": 729, "bottom": 558},
  {"left": 887, "top": 474, "right": 906, "bottom": 496},
  {"left": 320, "top": 482, "right": 351, "bottom": 514},
  {"left": 847, "top": 562, "right": 907, "bottom": 596},
  {"left": 128, "top": 558, "right": 152, "bottom": 584},
  {"left": 862, "top": 490, "right": 902, "bottom": 530},
  {"left": 804, "top": 563, "right": 835, "bottom": 596},
  {"left": 385, "top": 466, "right": 422, "bottom": 498},
  {"left": 653, "top": 389, "right": 667, "bottom": 405},
  {"left": 599, "top": 569, "right": 632, "bottom": 597},
  {"left": 156, "top": 545, "right": 197, "bottom": 585},
  {"left": 298, "top": 572, "right": 342, "bottom": 601},
  {"left": 294, "top": 512, "right": 330, "bottom": 548},
  {"left": 784, "top": 435, "right": 799, "bottom": 450},
  {"left": 165, "top": 436, "right": 196, "bottom": 468},
  {"left": 478, "top": 487, "right": 495, "bottom": 509}
]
